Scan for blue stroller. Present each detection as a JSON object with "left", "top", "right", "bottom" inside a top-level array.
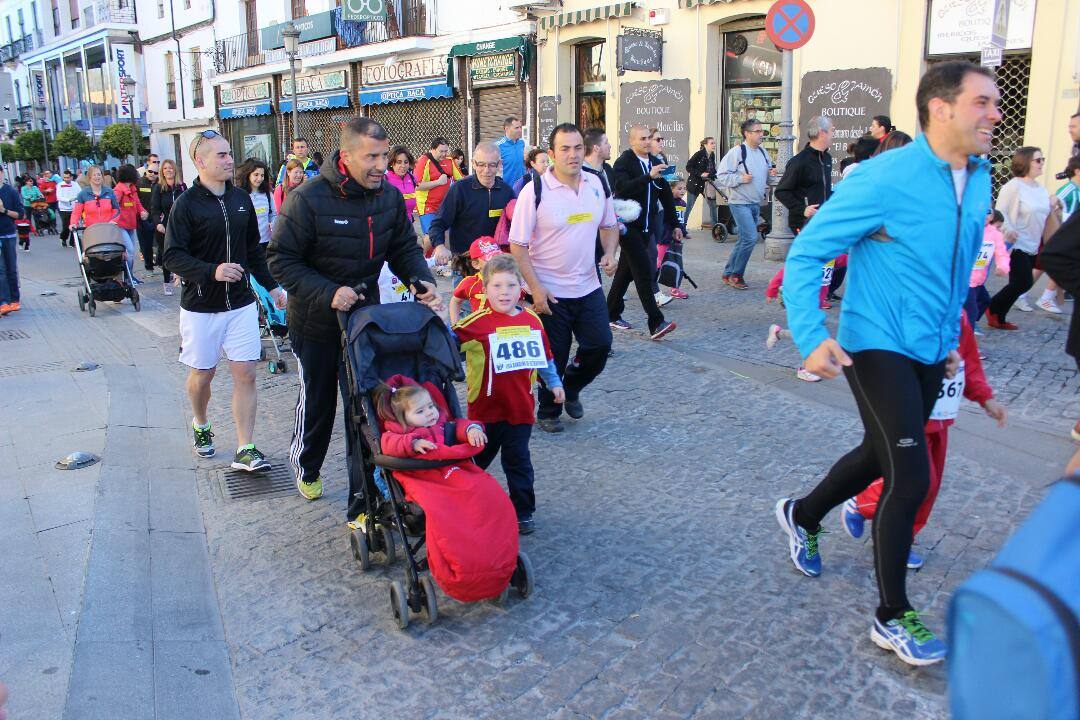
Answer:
[{"left": 250, "top": 276, "right": 290, "bottom": 374}]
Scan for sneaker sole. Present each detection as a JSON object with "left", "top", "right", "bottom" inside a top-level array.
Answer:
[
  {"left": 231, "top": 461, "right": 271, "bottom": 473},
  {"left": 841, "top": 500, "right": 864, "bottom": 539},
  {"left": 650, "top": 324, "right": 676, "bottom": 341},
  {"left": 870, "top": 626, "right": 944, "bottom": 666},
  {"left": 609, "top": 323, "right": 632, "bottom": 331},
  {"left": 774, "top": 498, "right": 818, "bottom": 578},
  {"left": 296, "top": 478, "right": 323, "bottom": 500},
  {"left": 194, "top": 447, "right": 215, "bottom": 458}
]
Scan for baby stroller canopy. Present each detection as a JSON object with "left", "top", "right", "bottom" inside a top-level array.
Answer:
[
  {"left": 344, "top": 303, "right": 463, "bottom": 393},
  {"left": 80, "top": 223, "right": 127, "bottom": 252}
]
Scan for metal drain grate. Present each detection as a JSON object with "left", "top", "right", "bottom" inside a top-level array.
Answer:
[
  {"left": 0, "top": 360, "right": 68, "bottom": 378},
  {"left": 0, "top": 329, "right": 30, "bottom": 341},
  {"left": 216, "top": 465, "right": 296, "bottom": 502}
]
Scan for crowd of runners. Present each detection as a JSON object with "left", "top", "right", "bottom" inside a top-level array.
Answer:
[{"left": 4, "top": 59, "right": 1076, "bottom": 674}]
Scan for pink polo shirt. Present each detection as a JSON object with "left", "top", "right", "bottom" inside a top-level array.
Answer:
[{"left": 509, "top": 170, "right": 616, "bottom": 299}]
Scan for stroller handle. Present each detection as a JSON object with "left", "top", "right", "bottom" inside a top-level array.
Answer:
[{"left": 336, "top": 282, "right": 369, "bottom": 333}]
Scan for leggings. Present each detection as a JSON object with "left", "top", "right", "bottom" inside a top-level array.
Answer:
[
  {"left": 794, "top": 349, "right": 944, "bottom": 621},
  {"left": 987, "top": 248, "right": 1035, "bottom": 322}
]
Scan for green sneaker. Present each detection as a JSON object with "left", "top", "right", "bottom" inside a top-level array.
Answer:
[
  {"left": 192, "top": 424, "right": 215, "bottom": 458},
  {"left": 297, "top": 475, "right": 323, "bottom": 501},
  {"left": 231, "top": 445, "right": 270, "bottom": 472}
]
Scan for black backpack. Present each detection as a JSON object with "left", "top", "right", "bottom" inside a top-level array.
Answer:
[
  {"left": 658, "top": 242, "right": 697, "bottom": 290},
  {"left": 532, "top": 165, "right": 611, "bottom": 209},
  {"left": 739, "top": 143, "right": 772, "bottom": 172}
]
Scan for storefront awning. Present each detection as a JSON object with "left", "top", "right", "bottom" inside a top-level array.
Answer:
[
  {"left": 538, "top": 2, "right": 636, "bottom": 30},
  {"left": 359, "top": 79, "right": 454, "bottom": 106},
  {"left": 280, "top": 92, "right": 351, "bottom": 113},
  {"left": 219, "top": 102, "right": 273, "bottom": 119},
  {"left": 446, "top": 36, "right": 531, "bottom": 85}
]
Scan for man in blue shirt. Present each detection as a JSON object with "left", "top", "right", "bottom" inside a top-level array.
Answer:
[
  {"left": 0, "top": 165, "right": 25, "bottom": 315},
  {"left": 774, "top": 61, "right": 1001, "bottom": 667},
  {"left": 495, "top": 116, "right": 526, "bottom": 191}
]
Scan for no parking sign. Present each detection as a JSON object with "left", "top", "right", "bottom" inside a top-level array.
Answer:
[{"left": 765, "top": 0, "right": 815, "bottom": 51}]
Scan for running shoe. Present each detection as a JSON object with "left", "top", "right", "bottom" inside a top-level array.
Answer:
[
  {"left": 0, "top": 304, "right": 12, "bottom": 316},
  {"left": 985, "top": 311, "right": 1017, "bottom": 330},
  {"left": 774, "top": 498, "right": 822, "bottom": 577},
  {"left": 841, "top": 498, "right": 865, "bottom": 539},
  {"left": 518, "top": 516, "right": 536, "bottom": 535},
  {"left": 9, "top": 301, "right": 19, "bottom": 312},
  {"left": 973, "top": 328, "right": 984, "bottom": 337},
  {"left": 1071, "top": 420, "right": 1080, "bottom": 443},
  {"left": 192, "top": 424, "right": 215, "bottom": 458},
  {"left": 722, "top": 274, "right": 732, "bottom": 286},
  {"left": 610, "top": 318, "right": 633, "bottom": 331},
  {"left": 870, "top": 610, "right": 946, "bottom": 666},
  {"left": 297, "top": 475, "right": 323, "bottom": 501},
  {"left": 536, "top": 417, "right": 564, "bottom": 433},
  {"left": 650, "top": 320, "right": 677, "bottom": 340},
  {"left": 819, "top": 301, "right": 832, "bottom": 310},
  {"left": 907, "top": 548, "right": 925, "bottom": 570},
  {"left": 766, "top": 323, "right": 782, "bottom": 349},
  {"left": 1014, "top": 296, "right": 1033, "bottom": 312},
  {"left": 655, "top": 291, "right": 674, "bottom": 307},
  {"left": 729, "top": 276, "right": 749, "bottom": 290},
  {"left": 826, "top": 292, "right": 843, "bottom": 302},
  {"left": 1036, "top": 298, "right": 1063, "bottom": 314},
  {"left": 668, "top": 287, "right": 689, "bottom": 300},
  {"left": 796, "top": 367, "right": 822, "bottom": 382},
  {"left": 564, "top": 398, "right": 584, "bottom": 419},
  {"left": 232, "top": 445, "right": 271, "bottom": 472}
]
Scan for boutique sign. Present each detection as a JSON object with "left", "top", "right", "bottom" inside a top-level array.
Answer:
[
  {"left": 620, "top": 79, "right": 691, "bottom": 171},
  {"left": 616, "top": 34, "right": 662, "bottom": 73}
]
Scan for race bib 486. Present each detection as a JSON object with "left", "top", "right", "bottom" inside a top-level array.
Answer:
[{"left": 489, "top": 326, "right": 547, "bottom": 373}]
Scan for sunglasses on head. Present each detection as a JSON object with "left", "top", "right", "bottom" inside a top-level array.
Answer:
[{"left": 191, "top": 129, "right": 222, "bottom": 158}]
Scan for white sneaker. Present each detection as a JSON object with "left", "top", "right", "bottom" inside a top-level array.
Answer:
[
  {"left": 655, "top": 291, "right": 674, "bottom": 307},
  {"left": 766, "top": 324, "right": 782, "bottom": 349},
  {"left": 1014, "top": 296, "right": 1034, "bottom": 312},
  {"left": 1036, "top": 298, "right": 1063, "bottom": 314},
  {"left": 163, "top": 282, "right": 174, "bottom": 296},
  {"left": 796, "top": 367, "right": 822, "bottom": 382}
]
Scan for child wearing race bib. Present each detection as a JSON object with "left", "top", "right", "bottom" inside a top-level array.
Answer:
[
  {"left": 452, "top": 254, "right": 564, "bottom": 535},
  {"left": 964, "top": 209, "right": 1010, "bottom": 328},
  {"left": 841, "top": 313, "right": 1007, "bottom": 568},
  {"left": 765, "top": 254, "right": 847, "bottom": 311}
]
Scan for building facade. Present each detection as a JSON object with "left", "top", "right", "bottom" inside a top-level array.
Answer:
[{"left": 532, "top": 0, "right": 1080, "bottom": 227}]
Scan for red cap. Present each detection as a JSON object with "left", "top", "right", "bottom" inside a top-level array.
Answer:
[{"left": 469, "top": 236, "right": 503, "bottom": 261}]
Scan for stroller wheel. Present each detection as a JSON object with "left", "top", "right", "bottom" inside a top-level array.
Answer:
[
  {"left": 131, "top": 288, "right": 141, "bottom": 312},
  {"left": 268, "top": 360, "right": 278, "bottom": 374},
  {"left": 390, "top": 580, "right": 410, "bottom": 630},
  {"left": 712, "top": 224, "right": 729, "bottom": 243},
  {"left": 419, "top": 575, "right": 438, "bottom": 625},
  {"left": 512, "top": 551, "right": 535, "bottom": 599},
  {"left": 78, "top": 290, "right": 86, "bottom": 312},
  {"left": 379, "top": 524, "right": 397, "bottom": 564},
  {"left": 87, "top": 299, "right": 97, "bottom": 317},
  {"left": 492, "top": 586, "right": 510, "bottom": 605},
  {"left": 277, "top": 359, "right": 289, "bottom": 373},
  {"left": 349, "top": 529, "right": 371, "bottom": 571}
]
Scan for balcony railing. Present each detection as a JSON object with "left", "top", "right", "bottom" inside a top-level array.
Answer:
[
  {"left": 82, "top": 0, "right": 137, "bottom": 29},
  {"left": 0, "top": 34, "right": 41, "bottom": 62},
  {"left": 214, "top": 0, "right": 435, "bottom": 75}
]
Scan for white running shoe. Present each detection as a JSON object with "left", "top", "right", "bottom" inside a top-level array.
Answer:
[
  {"left": 1014, "top": 296, "right": 1034, "bottom": 312},
  {"left": 655, "top": 291, "right": 674, "bottom": 307},
  {"left": 796, "top": 367, "right": 822, "bottom": 382},
  {"left": 766, "top": 324, "right": 782, "bottom": 349},
  {"left": 1036, "top": 298, "right": 1063, "bottom": 314}
]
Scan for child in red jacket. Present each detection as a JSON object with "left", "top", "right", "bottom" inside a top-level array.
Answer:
[{"left": 841, "top": 313, "right": 1007, "bottom": 568}]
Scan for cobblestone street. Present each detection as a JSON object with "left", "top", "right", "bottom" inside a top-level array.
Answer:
[{"left": 3, "top": 234, "right": 1074, "bottom": 719}]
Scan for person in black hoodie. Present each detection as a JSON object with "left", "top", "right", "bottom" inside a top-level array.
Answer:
[
  {"left": 775, "top": 116, "right": 835, "bottom": 233},
  {"left": 268, "top": 117, "right": 438, "bottom": 521},
  {"left": 163, "top": 130, "right": 285, "bottom": 472}
]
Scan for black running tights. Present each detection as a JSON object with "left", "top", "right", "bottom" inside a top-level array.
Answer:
[{"left": 794, "top": 349, "right": 945, "bottom": 621}]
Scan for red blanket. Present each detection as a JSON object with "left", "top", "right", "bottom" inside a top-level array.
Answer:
[{"left": 379, "top": 376, "right": 519, "bottom": 602}]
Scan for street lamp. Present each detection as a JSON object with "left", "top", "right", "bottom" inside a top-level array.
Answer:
[
  {"left": 282, "top": 21, "right": 301, "bottom": 146},
  {"left": 122, "top": 75, "right": 138, "bottom": 164}
]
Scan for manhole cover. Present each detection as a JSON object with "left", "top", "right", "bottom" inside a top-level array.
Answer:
[
  {"left": 0, "top": 329, "right": 29, "bottom": 341},
  {"left": 216, "top": 465, "right": 295, "bottom": 502},
  {"left": 56, "top": 452, "right": 100, "bottom": 470}
]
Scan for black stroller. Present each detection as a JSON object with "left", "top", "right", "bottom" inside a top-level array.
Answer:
[
  {"left": 74, "top": 223, "right": 140, "bottom": 317},
  {"left": 338, "top": 295, "right": 534, "bottom": 629}
]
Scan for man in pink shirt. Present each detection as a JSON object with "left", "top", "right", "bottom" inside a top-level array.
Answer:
[{"left": 510, "top": 123, "right": 619, "bottom": 433}]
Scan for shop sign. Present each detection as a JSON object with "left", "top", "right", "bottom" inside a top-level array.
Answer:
[
  {"left": 536, "top": 96, "right": 558, "bottom": 149},
  {"left": 220, "top": 102, "right": 273, "bottom": 119},
  {"left": 264, "top": 37, "right": 337, "bottom": 65},
  {"left": 261, "top": 10, "right": 336, "bottom": 51},
  {"left": 616, "top": 34, "right": 662, "bottom": 73},
  {"left": 470, "top": 53, "right": 516, "bottom": 86},
  {"left": 113, "top": 44, "right": 137, "bottom": 119},
  {"left": 31, "top": 69, "right": 46, "bottom": 107},
  {"left": 221, "top": 82, "right": 271, "bottom": 105},
  {"left": 927, "top": 0, "right": 1035, "bottom": 55},
  {"left": 799, "top": 67, "right": 892, "bottom": 184},
  {"left": 282, "top": 70, "right": 347, "bottom": 97},
  {"left": 358, "top": 80, "right": 452, "bottom": 105},
  {"left": 362, "top": 55, "right": 446, "bottom": 86},
  {"left": 342, "top": 0, "right": 386, "bottom": 21},
  {"left": 280, "top": 93, "right": 351, "bottom": 112},
  {"left": 620, "top": 79, "right": 691, "bottom": 171}
]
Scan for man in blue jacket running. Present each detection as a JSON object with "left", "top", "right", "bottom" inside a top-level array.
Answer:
[{"left": 774, "top": 61, "right": 1001, "bottom": 667}]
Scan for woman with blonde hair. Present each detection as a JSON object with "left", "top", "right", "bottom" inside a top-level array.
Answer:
[
  {"left": 273, "top": 158, "right": 306, "bottom": 210},
  {"left": 150, "top": 158, "right": 187, "bottom": 295}
]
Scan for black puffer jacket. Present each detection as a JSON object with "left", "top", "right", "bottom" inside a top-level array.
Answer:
[
  {"left": 267, "top": 150, "right": 435, "bottom": 343},
  {"left": 775, "top": 144, "right": 833, "bottom": 232},
  {"left": 162, "top": 178, "right": 275, "bottom": 313},
  {"left": 685, "top": 149, "right": 716, "bottom": 195}
]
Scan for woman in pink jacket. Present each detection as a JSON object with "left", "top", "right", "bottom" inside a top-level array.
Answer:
[
  {"left": 112, "top": 164, "right": 150, "bottom": 284},
  {"left": 965, "top": 208, "right": 1011, "bottom": 327},
  {"left": 385, "top": 146, "right": 418, "bottom": 221}
]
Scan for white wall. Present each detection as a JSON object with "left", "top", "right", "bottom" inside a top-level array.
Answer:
[
  {"left": 435, "top": 0, "right": 524, "bottom": 34},
  {"left": 143, "top": 26, "right": 217, "bottom": 125},
  {"left": 133, "top": 0, "right": 214, "bottom": 40}
]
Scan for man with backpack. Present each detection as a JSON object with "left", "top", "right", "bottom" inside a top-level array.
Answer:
[
  {"left": 509, "top": 123, "right": 619, "bottom": 434},
  {"left": 716, "top": 119, "right": 776, "bottom": 289}
]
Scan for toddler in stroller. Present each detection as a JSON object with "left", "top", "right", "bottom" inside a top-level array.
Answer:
[
  {"left": 339, "top": 300, "right": 533, "bottom": 630},
  {"left": 30, "top": 200, "right": 57, "bottom": 236}
]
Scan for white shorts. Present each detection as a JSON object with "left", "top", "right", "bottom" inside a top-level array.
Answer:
[{"left": 178, "top": 302, "right": 261, "bottom": 370}]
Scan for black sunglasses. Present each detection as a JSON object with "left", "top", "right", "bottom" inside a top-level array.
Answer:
[{"left": 191, "top": 129, "right": 222, "bottom": 158}]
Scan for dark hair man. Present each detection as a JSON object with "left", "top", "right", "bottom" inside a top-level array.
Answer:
[
  {"left": 496, "top": 116, "right": 526, "bottom": 190},
  {"left": 715, "top": 118, "right": 777, "bottom": 289},
  {"left": 417, "top": 136, "right": 463, "bottom": 246},
  {"left": 275, "top": 137, "right": 319, "bottom": 186}
]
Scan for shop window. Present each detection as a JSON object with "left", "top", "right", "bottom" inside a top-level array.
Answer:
[
  {"left": 50, "top": 0, "right": 59, "bottom": 35},
  {"left": 165, "top": 51, "right": 177, "bottom": 110},
  {"left": 191, "top": 47, "right": 204, "bottom": 108},
  {"left": 721, "top": 27, "right": 781, "bottom": 158},
  {"left": 68, "top": 0, "right": 78, "bottom": 28},
  {"left": 574, "top": 41, "right": 606, "bottom": 132}
]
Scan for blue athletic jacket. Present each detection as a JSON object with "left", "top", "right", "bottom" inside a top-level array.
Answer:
[{"left": 784, "top": 134, "right": 991, "bottom": 365}]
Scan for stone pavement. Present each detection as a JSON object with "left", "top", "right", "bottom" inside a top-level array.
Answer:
[{"left": 3, "top": 229, "right": 1075, "bottom": 719}]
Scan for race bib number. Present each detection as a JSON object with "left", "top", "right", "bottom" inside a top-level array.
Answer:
[
  {"left": 566, "top": 212, "right": 594, "bottom": 225},
  {"left": 123, "top": 202, "right": 134, "bottom": 207},
  {"left": 973, "top": 241, "right": 993, "bottom": 269},
  {"left": 929, "top": 362, "right": 965, "bottom": 421},
  {"left": 821, "top": 259, "right": 836, "bottom": 286},
  {"left": 488, "top": 208, "right": 504, "bottom": 218},
  {"left": 489, "top": 327, "right": 546, "bottom": 374},
  {"left": 255, "top": 206, "right": 268, "bottom": 215}
]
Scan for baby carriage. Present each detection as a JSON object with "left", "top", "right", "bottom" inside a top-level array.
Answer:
[
  {"left": 30, "top": 200, "right": 57, "bottom": 236},
  {"left": 338, "top": 294, "right": 534, "bottom": 630},
  {"left": 74, "top": 223, "right": 140, "bottom": 317},
  {"left": 250, "top": 276, "right": 290, "bottom": 374}
]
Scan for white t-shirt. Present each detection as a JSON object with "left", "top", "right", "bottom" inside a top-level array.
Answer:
[
  {"left": 996, "top": 177, "right": 1052, "bottom": 255},
  {"left": 951, "top": 167, "right": 967, "bottom": 205}
]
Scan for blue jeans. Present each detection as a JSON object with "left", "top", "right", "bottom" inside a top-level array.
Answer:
[
  {"left": 685, "top": 191, "right": 718, "bottom": 226},
  {"left": 118, "top": 226, "right": 138, "bottom": 279},
  {"left": 0, "top": 234, "right": 15, "bottom": 303},
  {"left": 723, "top": 203, "right": 761, "bottom": 278}
]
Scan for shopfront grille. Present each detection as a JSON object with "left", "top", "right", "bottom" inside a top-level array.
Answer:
[
  {"left": 281, "top": 108, "right": 361, "bottom": 164},
  {"left": 366, "top": 98, "right": 465, "bottom": 159},
  {"left": 476, "top": 85, "right": 523, "bottom": 146}
]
